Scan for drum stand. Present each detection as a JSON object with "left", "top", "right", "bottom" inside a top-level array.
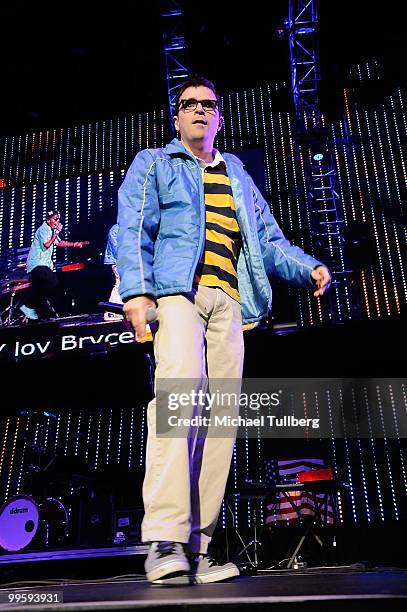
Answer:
[
  {"left": 20, "top": 409, "right": 57, "bottom": 482},
  {"left": 226, "top": 495, "right": 263, "bottom": 571},
  {"left": 0, "top": 290, "right": 19, "bottom": 326},
  {"left": 0, "top": 288, "right": 35, "bottom": 326},
  {"left": 20, "top": 409, "right": 65, "bottom": 549},
  {"left": 234, "top": 508, "right": 262, "bottom": 569}
]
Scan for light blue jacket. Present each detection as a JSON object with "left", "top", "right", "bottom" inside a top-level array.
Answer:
[
  {"left": 104, "top": 223, "right": 119, "bottom": 265},
  {"left": 26, "top": 221, "right": 61, "bottom": 273},
  {"left": 117, "top": 139, "right": 323, "bottom": 325}
]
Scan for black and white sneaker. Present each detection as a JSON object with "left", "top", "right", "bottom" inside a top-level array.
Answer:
[
  {"left": 145, "top": 541, "right": 190, "bottom": 584},
  {"left": 189, "top": 554, "right": 240, "bottom": 584}
]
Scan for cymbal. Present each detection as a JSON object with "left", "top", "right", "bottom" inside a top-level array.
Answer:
[
  {"left": 0, "top": 280, "right": 30, "bottom": 294},
  {"left": 1, "top": 277, "right": 29, "bottom": 285}
]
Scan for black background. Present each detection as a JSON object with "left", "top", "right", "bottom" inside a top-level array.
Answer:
[{"left": 1, "top": 1, "right": 406, "bottom": 134}]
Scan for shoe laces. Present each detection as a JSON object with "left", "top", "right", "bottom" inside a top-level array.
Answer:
[
  {"left": 156, "top": 541, "right": 179, "bottom": 558},
  {"left": 194, "top": 553, "right": 217, "bottom": 567}
]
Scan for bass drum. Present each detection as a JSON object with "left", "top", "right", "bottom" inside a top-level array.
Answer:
[
  {"left": 36, "top": 497, "right": 69, "bottom": 547},
  {"left": 0, "top": 495, "right": 39, "bottom": 552}
]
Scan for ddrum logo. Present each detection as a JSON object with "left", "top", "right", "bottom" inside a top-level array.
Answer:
[{"left": 10, "top": 507, "right": 29, "bottom": 514}]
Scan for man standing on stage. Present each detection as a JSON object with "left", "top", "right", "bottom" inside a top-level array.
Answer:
[
  {"left": 25, "top": 209, "right": 86, "bottom": 320},
  {"left": 117, "top": 76, "right": 331, "bottom": 585}
]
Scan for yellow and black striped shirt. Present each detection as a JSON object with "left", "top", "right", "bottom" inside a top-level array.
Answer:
[{"left": 194, "top": 162, "right": 242, "bottom": 302}]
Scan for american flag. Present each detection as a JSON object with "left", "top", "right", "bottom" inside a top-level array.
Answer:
[{"left": 264, "top": 458, "right": 335, "bottom": 526}]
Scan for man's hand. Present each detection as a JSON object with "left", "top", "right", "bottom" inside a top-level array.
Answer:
[
  {"left": 55, "top": 222, "right": 63, "bottom": 233},
  {"left": 311, "top": 266, "right": 331, "bottom": 297},
  {"left": 123, "top": 296, "right": 156, "bottom": 341}
]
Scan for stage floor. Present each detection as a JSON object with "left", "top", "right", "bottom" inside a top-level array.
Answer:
[{"left": 0, "top": 569, "right": 406, "bottom": 611}]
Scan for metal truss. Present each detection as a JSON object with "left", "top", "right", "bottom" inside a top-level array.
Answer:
[
  {"left": 286, "top": 0, "right": 358, "bottom": 321},
  {"left": 160, "top": 1, "right": 190, "bottom": 131},
  {"left": 306, "top": 154, "right": 357, "bottom": 320},
  {"left": 287, "top": 0, "right": 321, "bottom": 123}
]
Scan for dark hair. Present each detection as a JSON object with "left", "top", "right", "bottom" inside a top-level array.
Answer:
[
  {"left": 46, "top": 209, "right": 60, "bottom": 219},
  {"left": 173, "top": 76, "right": 222, "bottom": 116}
]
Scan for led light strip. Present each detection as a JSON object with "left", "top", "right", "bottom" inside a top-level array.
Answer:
[
  {"left": 325, "top": 390, "right": 342, "bottom": 522},
  {"left": 377, "top": 386, "right": 399, "bottom": 519},
  {"left": 364, "top": 386, "right": 385, "bottom": 521}
]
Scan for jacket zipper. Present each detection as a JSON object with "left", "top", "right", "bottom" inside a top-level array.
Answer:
[{"left": 187, "top": 161, "right": 206, "bottom": 290}]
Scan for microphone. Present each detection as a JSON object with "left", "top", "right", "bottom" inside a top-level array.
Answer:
[{"left": 98, "top": 301, "right": 157, "bottom": 322}]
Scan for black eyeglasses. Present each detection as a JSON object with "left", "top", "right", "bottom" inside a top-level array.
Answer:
[{"left": 178, "top": 98, "right": 219, "bottom": 113}]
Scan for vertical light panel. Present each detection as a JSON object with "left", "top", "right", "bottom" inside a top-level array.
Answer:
[
  {"left": 139, "top": 406, "right": 145, "bottom": 468},
  {"left": 388, "top": 384, "right": 407, "bottom": 496},
  {"left": 364, "top": 386, "right": 385, "bottom": 521},
  {"left": 376, "top": 386, "right": 399, "bottom": 520}
]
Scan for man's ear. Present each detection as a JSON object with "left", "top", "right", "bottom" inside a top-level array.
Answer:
[
  {"left": 174, "top": 114, "right": 179, "bottom": 133},
  {"left": 217, "top": 116, "right": 224, "bottom": 132}
]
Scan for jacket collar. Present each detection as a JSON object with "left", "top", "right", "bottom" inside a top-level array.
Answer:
[
  {"left": 163, "top": 138, "right": 195, "bottom": 158},
  {"left": 163, "top": 138, "right": 245, "bottom": 169}
]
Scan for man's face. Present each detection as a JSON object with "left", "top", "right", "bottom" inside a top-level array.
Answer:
[
  {"left": 47, "top": 214, "right": 60, "bottom": 228},
  {"left": 174, "top": 85, "right": 223, "bottom": 148}
]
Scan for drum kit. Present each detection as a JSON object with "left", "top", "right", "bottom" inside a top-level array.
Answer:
[
  {"left": 0, "top": 410, "right": 71, "bottom": 554},
  {"left": 0, "top": 495, "right": 68, "bottom": 552},
  {"left": 0, "top": 246, "right": 33, "bottom": 326},
  {"left": 0, "top": 246, "right": 118, "bottom": 552},
  {"left": 0, "top": 277, "right": 33, "bottom": 326}
]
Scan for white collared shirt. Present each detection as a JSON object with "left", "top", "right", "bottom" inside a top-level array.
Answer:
[{"left": 194, "top": 149, "right": 225, "bottom": 175}]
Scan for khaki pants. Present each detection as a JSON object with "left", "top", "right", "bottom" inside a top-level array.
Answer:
[{"left": 141, "top": 285, "right": 244, "bottom": 554}]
